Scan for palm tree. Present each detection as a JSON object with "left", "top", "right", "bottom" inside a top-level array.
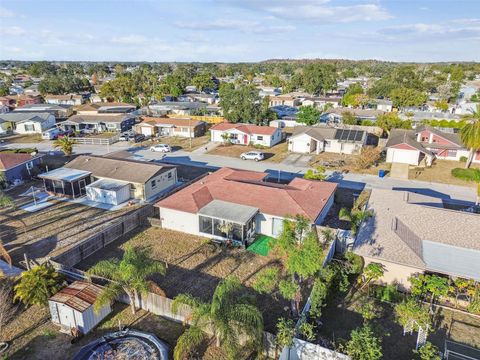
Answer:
[
  {"left": 461, "top": 104, "right": 480, "bottom": 168},
  {"left": 14, "top": 264, "right": 64, "bottom": 306},
  {"left": 53, "top": 135, "right": 75, "bottom": 156},
  {"left": 172, "top": 276, "right": 264, "bottom": 360},
  {"left": 339, "top": 208, "right": 373, "bottom": 235},
  {"left": 87, "top": 245, "right": 166, "bottom": 314}
]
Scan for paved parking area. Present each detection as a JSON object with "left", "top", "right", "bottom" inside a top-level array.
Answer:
[{"left": 282, "top": 153, "right": 312, "bottom": 167}]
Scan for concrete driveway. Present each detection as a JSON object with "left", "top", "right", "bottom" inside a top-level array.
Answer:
[{"left": 282, "top": 154, "right": 312, "bottom": 167}]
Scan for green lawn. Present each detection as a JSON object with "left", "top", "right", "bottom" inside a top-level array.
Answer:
[{"left": 247, "top": 235, "right": 276, "bottom": 256}]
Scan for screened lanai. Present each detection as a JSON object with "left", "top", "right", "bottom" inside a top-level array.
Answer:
[
  {"left": 198, "top": 200, "right": 258, "bottom": 243},
  {"left": 39, "top": 167, "right": 92, "bottom": 199}
]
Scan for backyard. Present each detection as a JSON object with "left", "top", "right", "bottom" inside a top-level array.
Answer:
[
  {"left": 208, "top": 141, "right": 290, "bottom": 163},
  {"left": 0, "top": 181, "right": 139, "bottom": 264},
  {"left": 77, "top": 226, "right": 293, "bottom": 333}
]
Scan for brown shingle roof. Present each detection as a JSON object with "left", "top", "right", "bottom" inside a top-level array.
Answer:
[
  {"left": 156, "top": 167, "right": 337, "bottom": 221},
  {"left": 64, "top": 155, "right": 174, "bottom": 184},
  {"left": 0, "top": 153, "right": 37, "bottom": 170},
  {"left": 49, "top": 281, "right": 103, "bottom": 312}
]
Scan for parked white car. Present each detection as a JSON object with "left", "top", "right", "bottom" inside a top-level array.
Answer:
[
  {"left": 41, "top": 127, "right": 62, "bottom": 140},
  {"left": 240, "top": 151, "right": 264, "bottom": 161},
  {"left": 150, "top": 144, "right": 172, "bottom": 153}
]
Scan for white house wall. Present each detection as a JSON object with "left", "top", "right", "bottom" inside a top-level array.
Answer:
[
  {"left": 159, "top": 207, "right": 199, "bottom": 234},
  {"left": 288, "top": 134, "right": 313, "bottom": 154},
  {"left": 386, "top": 148, "right": 420, "bottom": 165},
  {"left": 325, "top": 140, "right": 362, "bottom": 155},
  {"left": 144, "top": 168, "right": 177, "bottom": 200}
]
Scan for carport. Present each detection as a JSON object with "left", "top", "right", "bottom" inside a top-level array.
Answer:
[{"left": 85, "top": 179, "right": 131, "bottom": 206}]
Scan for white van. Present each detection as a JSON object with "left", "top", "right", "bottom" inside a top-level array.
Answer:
[{"left": 42, "top": 127, "right": 62, "bottom": 140}]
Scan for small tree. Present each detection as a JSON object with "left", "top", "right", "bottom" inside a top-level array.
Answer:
[
  {"left": 339, "top": 207, "right": 373, "bottom": 235},
  {"left": 309, "top": 277, "right": 329, "bottom": 319},
  {"left": 358, "top": 298, "right": 382, "bottom": 323},
  {"left": 276, "top": 317, "right": 296, "bottom": 349},
  {"left": 53, "top": 136, "right": 75, "bottom": 156},
  {"left": 424, "top": 275, "right": 449, "bottom": 307},
  {"left": 358, "top": 263, "right": 385, "bottom": 293},
  {"left": 87, "top": 245, "right": 166, "bottom": 314},
  {"left": 394, "top": 298, "right": 431, "bottom": 331},
  {"left": 304, "top": 166, "right": 327, "bottom": 181},
  {"left": 279, "top": 279, "right": 300, "bottom": 315},
  {"left": 298, "top": 319, "right": 316, "bottom": 341},
  {"left": 346, "top": 325, "right": 383, "bottom": 360},
  {"left": 14, "top": 264, "right": 64, "bottom": 306},
  {"left": 414, "top": 341, "right": 441, "bottom": 360},
  {"left": 297, "top": 105, "right": 321, "bottom": 126}
]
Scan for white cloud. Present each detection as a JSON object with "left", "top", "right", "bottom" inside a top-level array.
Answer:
[
  {"left": 111, "top": 35, "right": 149, "bottom": 45},
  {"left": 378, "top": 20, "right": 480, "bottom": 40},
  {"left": 227, "top": 0, "right": 392, "bottom": 23},
  {"left": 0, "top": 6, "right": 14, "bottom": 18},
  {"left": 174, "top": 19, "right": 295, "bottom": 33},
  {"left": 0, "top": 26, "right": 26, "bottom": 36}
]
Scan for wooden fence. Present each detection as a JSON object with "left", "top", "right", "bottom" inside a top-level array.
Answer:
[
  {"left": 51, "top": 205, "right": 153, "bottom": 267},
  {"left": 74, "top": 134, "right": 120, "bottom": 145}
]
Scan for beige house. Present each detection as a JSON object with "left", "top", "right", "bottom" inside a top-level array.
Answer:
[
  {"left": 269, "top": 96, "right": 300, "bottom": 107},
  {"left": 353, "top": 189, "right": 480, "bottom": 290},
  {"left": 135, "top": 116, "right": 206, "bottom": 138},
  {"left": 63, "top": 155, "right": 177, "bottom": 202}
]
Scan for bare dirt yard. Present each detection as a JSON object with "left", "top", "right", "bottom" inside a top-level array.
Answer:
[
  {"left": 208, "top": 141, "right": 289, "bottom": 163},
  {"left": 409, "top": 160, "right": 480, "bottom": 187},
  {"left": 0, "top": 134, "right": 44, "bottom": 144},
  {"left": 77, "top": 227, "right": 292, "bottom": 332},
  {"left": 0, "top": 181, "right": 139, "bottom": 264},
  {"left": 309, "top": 151, "right": 391, "bottom": 176},
  {"left": 139, "top": 135, "right": 210, "bottom": 152}
]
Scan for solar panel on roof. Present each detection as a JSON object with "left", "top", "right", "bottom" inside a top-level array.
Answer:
[
  {"left": 348, "top": 130, "right": 356, "bottom": 141},
  {"left": 355, "top": 131, "right": 364, "bottom": 141}
]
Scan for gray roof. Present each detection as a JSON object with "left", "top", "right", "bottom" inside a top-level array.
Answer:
[
  {"left": 385, "top": 129, "right": 433, "bottom": 155},
  {"left": 198, "top": 199, "right": 258, "bottom": 224},
  {"left": 354, "top": 189, "right": 480, "bottom": 280},
  {"left": 86, "top": 178, "right": 130, "bottom": 191},
  {"left": 415, "top": 125, "right": 462, "bottom": 147},
  {"left": 291, "top": 126, "right": 336, "bottom": 141},
  {"left": 38, "top": 167, "right": 91, "bottom": 182},
  {"left": 0, "top": 112, "right": 53, "bottom": 123},
  {"left": 61, "top": 114, "right": 132, "bottom": 124},
  {"left": 14, "top": 104, "right": 72, "bottom": 111},
  {"left": 64, "top": 155, "right": 175, "bottom": 184}
]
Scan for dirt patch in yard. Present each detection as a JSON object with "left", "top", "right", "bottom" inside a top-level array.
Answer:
[
  {"left": 0, "top": 182, "right": 139, "bottom": 265},
  {"left": 309, "top": 151, "right": 391, "bottom": 176},
  {"left": 208, "top": 142, "right": 289, "bottom": 163},
  {"left": 77, "top": 227, "right": 292, "bottom": 332},
  {"left": 409, "top": 160, "right": 480, "bottom": 187},
  {"left": 139, "top": 135, "right": 210, "bottom": 152}
]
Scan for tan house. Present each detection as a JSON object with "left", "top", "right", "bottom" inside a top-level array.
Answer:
[
  {"left": 38, "top": 155, "right": 178, "bottom": 204},
  {"left": 353, "top": 189, "right": 480, "bottom": 290},
  {"left": 135, "top": 116, "right": 206, "bottom": 138},
  {"left": 269, "top": 96, "right": 300, "bottom": 107}
]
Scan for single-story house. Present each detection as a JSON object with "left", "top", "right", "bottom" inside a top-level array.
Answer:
[
  {"left": 269, "top": 96, "right": 301, "bottom": 108},
  {"left": 301, "top": 97, "right": 341, "bottom": 109},
  {"left": 144, "top": 102, "right": 208, "bottom": 116},
  {"left": 49, "top": 281, "right": 111, "bottom": 334},
  {"left": 0, "top": 112, "right": 56, "bottom": 134},
  {"left": 135, "top": 116, "right": 206, "bottom": 138},
  {"left": 66, "top": 155, "right": 177, "bottom": 202},
  {"left": 75, "top": 102, "right": 136, "bottom": 116},
  {"left": 0, "top": 95, "right": 43, "bottom": 108},
  {"left": 59, "top": 114, "right": 135, "bottom": 133},
  {"left": 385, "top": 125, "right": 479, "bottom": 166},
  {"left": 0, "top": 152, "right": 44, "bottom": 184},
  {"left": 13, "top": 103, "right": 73, "bottom": 120},
  {"left": 353, "top": 189, "right": 480, "bottom": 290},
  {"left": 371, "top": 99, "right": 393, "bottom": 112},
  {"left": 320, "top": 108, "right": 385, "bottom": 123},
  {"left": 210, "top": 123, "right": 283, "bottom": 147},
  {"left": 155, "top": 167, "right": 337, "bottom": 243},
  {"left": 39, "top": 167, "right": 93, "bottom": 199},
  {"left": 288, "top": 126, "right": 367, "bottom": 155},
  {"left": 45, "top": 94, "right": 85, "bottom": 106}
]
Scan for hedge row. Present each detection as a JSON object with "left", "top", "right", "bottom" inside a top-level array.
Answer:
[{"left": 451, "top": 168, "right": 480, "bottom": 182}]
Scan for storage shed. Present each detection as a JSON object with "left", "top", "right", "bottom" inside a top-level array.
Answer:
[
  {"left": 86, "top": 178, "right": 131, "bottom": 205},
  {"left": 49, "top": 281, "right": 111, "bottom": 335}
]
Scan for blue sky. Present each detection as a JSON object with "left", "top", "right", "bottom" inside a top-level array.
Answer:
[{"left": 0, "top": 0, "right": 479, "bottom": 62}]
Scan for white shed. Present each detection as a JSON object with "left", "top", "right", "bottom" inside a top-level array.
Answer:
[
  {"left": 86, "top": 178, "right": 131, "bottom": 205},
  {"left": 48, "top": 281, "right": 111, "bottom": 335}
]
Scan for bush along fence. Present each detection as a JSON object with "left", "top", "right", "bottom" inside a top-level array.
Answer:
[{"left": 51, "top": 205, "right": 153, "bottom": 267}]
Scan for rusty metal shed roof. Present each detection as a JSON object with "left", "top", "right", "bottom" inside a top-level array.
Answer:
[{"left": 49, "top": 281, "right": 103, "bottom": 313}]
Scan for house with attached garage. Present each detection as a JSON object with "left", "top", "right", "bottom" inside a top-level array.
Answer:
[
  {"left": 39, "top": 155, "right": 177, "bottom": 204},
  {"left": 288, "top": 126, "right": 367, "bottom": 155},
  {"left": 59, "top": 114, "right": 135, "bottom": 133},
  {"left": 0, "top": 112, "right": 56, "bottom": 134},
  {"left": 135, "top": 116, "right": 206, "bottom": 138},
  {"left": 0, "top": 152, "right": 44, "bottom": 184},
  {"left": 210, "top": 123, "right": 283, "bottom": 147},
  {"left": 155, "top": 167, "right": 337, "bottom": 244},
  {"left": 385, "top": 125, "right": 479, "bottom": 166},
  {"left": 353, "top": 189, "right": 480, "bottom": 290}
]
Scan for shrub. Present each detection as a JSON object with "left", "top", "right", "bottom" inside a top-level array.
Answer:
[
  {"left": 355, "top": 147, "right": 381, "bottom": 170},
  {"left": 252, "top": 267, "right": 279, "bottom": 294},
  {"left": 459, "top": 156, "right": 468, "bottom": 163},
  {"left": 304, "top": 166, "right": 326, "bottom": 181},
  {"left": 451, "top": 168, "right": 480, "bottom": 182}
]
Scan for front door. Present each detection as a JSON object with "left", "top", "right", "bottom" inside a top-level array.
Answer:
[{"left": 243, "top": 134, "right": 248, "bottom": 144}]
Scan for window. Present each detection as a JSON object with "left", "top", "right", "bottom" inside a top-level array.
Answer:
[
  {"left": 168, "top": 172, "right": 172, "bottom": 179},
  {"left": 151, "top": 179, "right": 157, "bottom": 188},
  {"left": 229, "top": 133, "right": 238, "bottom": 140},
  {"left": 24, "top": 124, "right": 35, "bottom": 132},
  {"left": 447, "top": 150, "right": 457, "bottom": 157},
  {"left": 26, "top": 161, "right": 33, "bottom": 170},
  {"left": 199, "top": 216, "right": 213, "bottom": 234},
  {"left": 257, "top": 135, "right": 263, "bottom": 141},
  {"left": 181, "top": 127, "right": 189, "bottom": 133}
]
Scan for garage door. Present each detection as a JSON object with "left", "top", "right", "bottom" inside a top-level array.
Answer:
[
  {"left": 272, "top": 218, "right": 283, "bottom": 238},
  {"left": 141, "top": 127, "right": 153, "bottom": 136}
]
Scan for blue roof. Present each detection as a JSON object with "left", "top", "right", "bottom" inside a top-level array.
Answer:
[{"left": 39, "top": 167, "right": 91, "bottom": 182}]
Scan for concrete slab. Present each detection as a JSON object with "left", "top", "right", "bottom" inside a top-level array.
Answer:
[{"left": 390, "top": 162, "right": 410, "bottom": 179}]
